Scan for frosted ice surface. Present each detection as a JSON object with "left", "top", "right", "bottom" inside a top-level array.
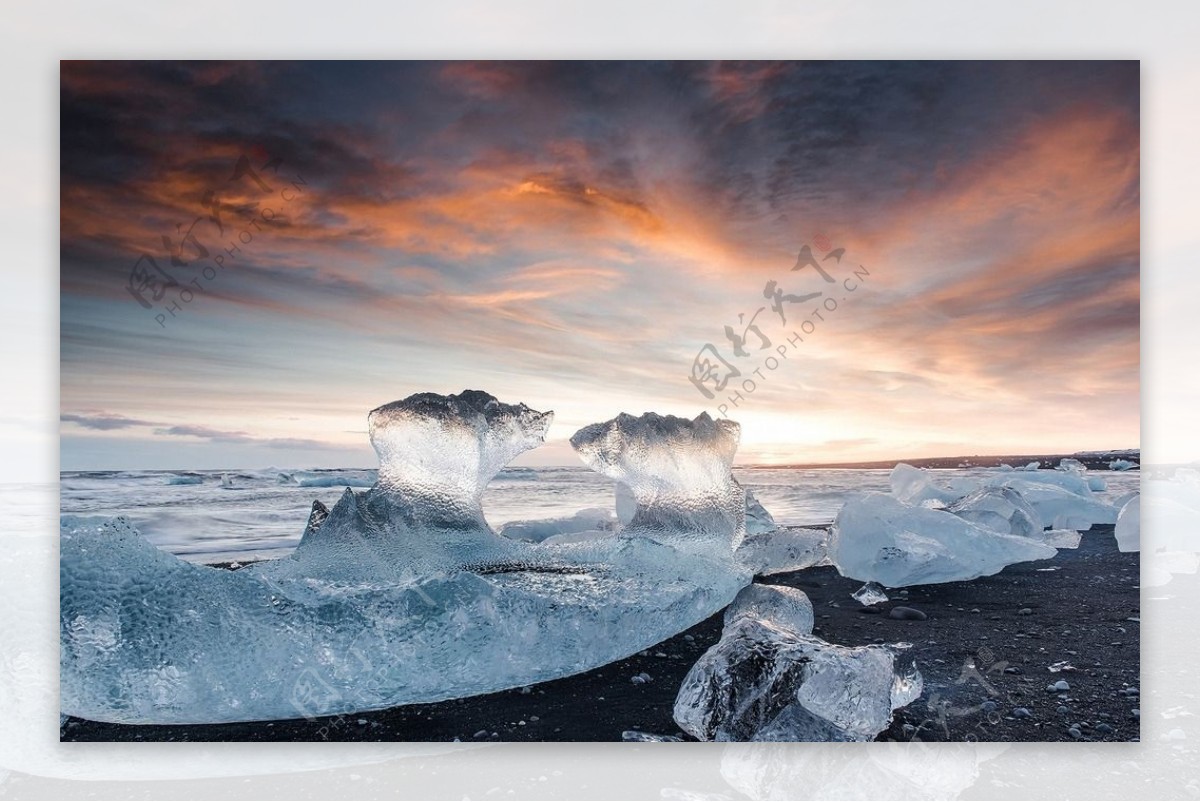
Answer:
[
  {"left": 1088, "top": 476, "right": 1108, "bottom": 492},
  {"left": 499, "top": 508, "right": 617, "bottom": 543},
  {"left": 723, "top": 583, "right": 814, "bottom": 633},
  {"left": 615, "top": 482, "right": 637, "bottom": 525},
  {"left": 829, "top": 493, "right": 1056, "bottom": 586},
  {"left": 1115, "top": 494, "right": 1140, "bottom": 552},
  {"left": 889, "top": 463, "right": 958, "bottom": 506},
  {"left": 852, "top": 581, "right": 889, "bottom": 606},
  {"left": 735, "top": 526, "right": 828, "bottom": 576},
  {"left": 947, "top": 486, "right": 1042, "bottom": 538},
  {"left": 570, "top": 411, "right": 747, "bottom": 557},
  {"left": 674, "top": 585, "right": 920, "bottom": 742},
  {"left": 61, "top": 392, "right": 752, "bottom": 724}
]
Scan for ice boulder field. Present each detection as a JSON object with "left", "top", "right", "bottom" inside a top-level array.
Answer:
[{"left": 59, "top": 392, "right": 1141, "bottom": 742}]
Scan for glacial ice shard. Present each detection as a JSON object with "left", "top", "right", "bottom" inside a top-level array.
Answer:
[
  {"left": 570, "top": 411, "right": 747, "bottom": 556},
  {"left": 674, "top": 585, "right": 920, "bottom": 741},
  {"left": 828, "top": 492, "right": 1056, "bottom": 586},
  {"left": 60, "top": 391, "right": 752, "bottom": 725},
  {"left": 852, "top": 581, "right": 889, "bottom": 606},
  {"left": 1115, "top": 494, "right": 1140, "bottom": 552},
  {"left": 743, "top": 487, "right": 776, "bottom": 535}
]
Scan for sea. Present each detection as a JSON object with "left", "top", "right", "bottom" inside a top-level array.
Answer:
[{"left": 58, "top": 466, "right": 1142, "bottom": 564}]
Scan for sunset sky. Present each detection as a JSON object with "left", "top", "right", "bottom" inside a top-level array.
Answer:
[{"left": 59, "top": 61, "right": 1140, "bottom": 470}]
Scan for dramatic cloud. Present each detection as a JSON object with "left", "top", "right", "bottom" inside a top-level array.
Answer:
[{"left": 59, "top": 61, "right": 1139, "bottom": 469}]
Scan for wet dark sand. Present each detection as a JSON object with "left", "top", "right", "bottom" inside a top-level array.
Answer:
[{"left": 62, "top": 525, "right": 1138, "bottom": 743}]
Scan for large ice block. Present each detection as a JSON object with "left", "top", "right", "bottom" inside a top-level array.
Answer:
[
  {"left": 828, "top": 492, "right": 1056, "bottom": 586},
  {"left": 60, "top": 392, "right": 752, "bottom": 725}
]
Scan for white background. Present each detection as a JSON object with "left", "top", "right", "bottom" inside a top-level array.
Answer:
[{"left": 2, "top": 1, "right": 1197, "bottom": 798}]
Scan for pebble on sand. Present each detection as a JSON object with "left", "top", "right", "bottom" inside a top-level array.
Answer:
[{"left": 888, "top": 606, "right": 927, "bottom": 621}]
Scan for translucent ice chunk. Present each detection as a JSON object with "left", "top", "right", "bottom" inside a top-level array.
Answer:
[
  {"left": 272, "top": 391, "right": 553, "bottom": 578},
  {"left": 852, "top": 581, "right": 889, "bottom": 606},
  {"left": 723, "top": 583, "right": 814, "bottom": 633},
  {"left": 674, "top": 589, "right": 921, "bottom": 742},
  {"left": 570, "top": 412, "right": 746, "bottom": 556},
  {"left": 984, "top": 469, "right": 1093, "bottom": 498},
  {"left": 993, "top": 479, "right": 1117, "bottom": 530},
  {"left": 1115, "top": 494, "right": 1140, "bottom": 552},
  {"left": 1109, "top": 459, "right": 1139, "bottom": 471},
  {"left": 829, "top": 492, "right": 1056, "bottom": 586},
  {"left": 1057, "top": 458, "right": 1086, "bottom": 474},
  {"left": 498, "top": 508, "right": 618, "bottom": 543},
  {"left": 889, "top": 463, "right": 959, "bottom": 506},
  {"left": 947, "top": 486, "right": 1042, "bottom": 538},
  {"left": 60, "top": 392, "right": 753, "bottom": 725},
  {"left": 1088, "top": 476, "right": 1108, "bottom": 492},
  {"left": 743, "top": 487, "right": 777, "bottom": 535},
  {"left": 735, "top": 526, "right": 828, "bottom": 576},
  {"left": 1031, "top": 528, "right": 1083, "bottom": 549}
]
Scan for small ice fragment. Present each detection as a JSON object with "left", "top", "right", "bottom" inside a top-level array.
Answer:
[
  {"left": 1030, "top": 529, "right": 1083, "bottom": 549},
  {"left": 1047, "top": 661, "right": 1075, "bottom": 673},
  {"left": 1087, "top": 476, "right": 1108, "bottom": 492},
  {"left": 622, "top": 730, "right": 683, "bottom": 742},
  {"left": 1109, "top": 459, "right": 1139, "bottom": 471},
  {"left": 1057, "top": 458, "right": 1086, "bottom": 474},
  {"left": 724, "top": 583, "right": 814, "bottom": 633},
  {"left": 735, "top": 526, "right": 827, "bottom": 576},
  {"left": 852, "top": 582, "right": 889, "bottom": 606}
]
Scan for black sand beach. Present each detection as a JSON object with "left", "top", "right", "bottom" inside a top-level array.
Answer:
[{"left": 61, "top": 525, "right": 1138, "bottom": 743}]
